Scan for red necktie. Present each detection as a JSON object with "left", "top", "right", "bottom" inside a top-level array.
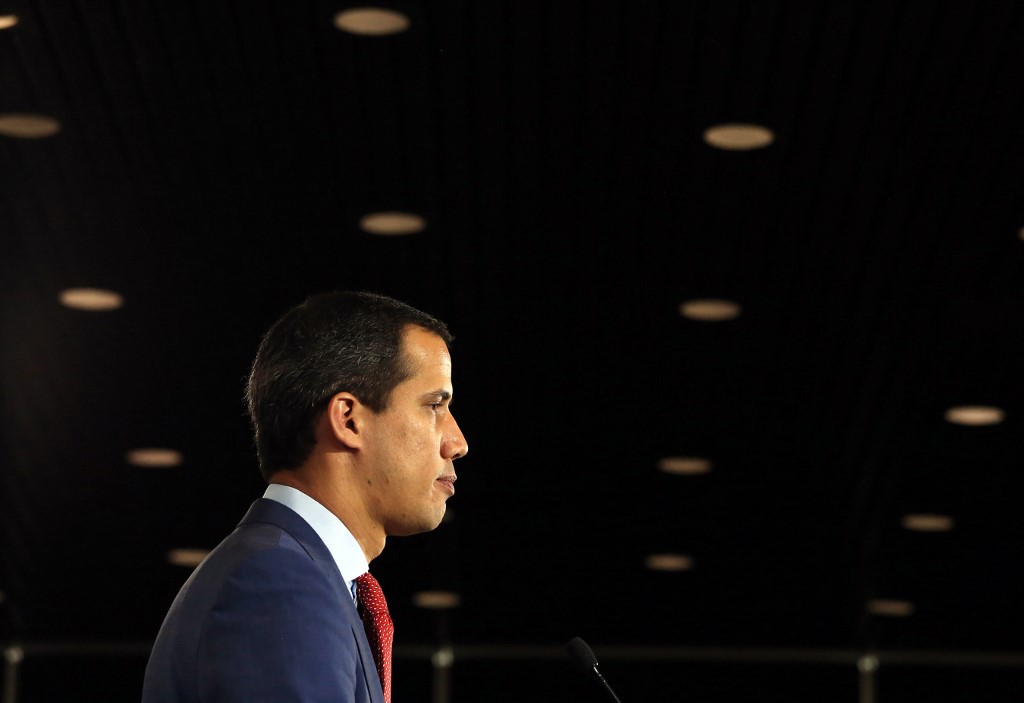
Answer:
[{"left": 355, "top": 572, "right": 393, "bottom": 703}]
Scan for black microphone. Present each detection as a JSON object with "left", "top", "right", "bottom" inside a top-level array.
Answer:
[{"left": 565, "top": 637, "right": 624, "bottom": 703}]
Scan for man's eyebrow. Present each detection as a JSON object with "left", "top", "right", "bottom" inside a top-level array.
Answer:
[{"left": 421, "top": 390, "right": 452, "bottom": 401}]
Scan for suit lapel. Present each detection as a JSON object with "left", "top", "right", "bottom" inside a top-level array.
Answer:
[
  {"left": 240, "top": 500, "right": 386, "bottom": 703},
  {"left": 352, "top": 622, "right": 387, "bottom": 703}
]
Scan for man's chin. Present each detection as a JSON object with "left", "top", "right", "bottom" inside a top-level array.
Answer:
[{"left": 389, "top": 510, "right": 447, "bottom": 536}]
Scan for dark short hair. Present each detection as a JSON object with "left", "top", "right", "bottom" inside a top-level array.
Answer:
[{"left": 246, "top": 291, "right": 453, "bottom": 479}]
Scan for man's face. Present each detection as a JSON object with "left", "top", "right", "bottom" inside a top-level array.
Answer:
[{"left": 360, "top": 326, "right": 469, "bottom": 536}]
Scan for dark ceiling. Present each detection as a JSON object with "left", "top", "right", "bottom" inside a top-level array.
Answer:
[{"left": 3, "top": 1, "right": 1024, "bottom": 701}]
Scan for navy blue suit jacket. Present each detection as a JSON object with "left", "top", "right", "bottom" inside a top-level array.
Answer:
[{"left": 142, "top": 499, "right": 386, "bottom": 703}]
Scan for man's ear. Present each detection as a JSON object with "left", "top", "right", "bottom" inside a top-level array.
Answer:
[{"left": 325, "top": 392, "right": 368, "bottom": 449}]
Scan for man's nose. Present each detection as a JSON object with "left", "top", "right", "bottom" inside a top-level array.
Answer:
[{"left": 442, "top": 413, "right": 468, "bottom": 460}]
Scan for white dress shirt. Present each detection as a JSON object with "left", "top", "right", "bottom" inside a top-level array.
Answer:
[{"left": 263, "top": 483, "right": 368, "bottom": 601}]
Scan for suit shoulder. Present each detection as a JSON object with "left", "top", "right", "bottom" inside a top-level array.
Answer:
[{"left": 195, "top": 543, "right": 367, "bottom": 702}]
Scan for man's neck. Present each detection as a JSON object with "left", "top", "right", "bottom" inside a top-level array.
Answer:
[{"left": 267, "top": 464, "right": 385, "bottom": 562}]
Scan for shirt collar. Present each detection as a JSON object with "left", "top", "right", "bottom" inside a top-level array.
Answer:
[{"left": 263, "top": 483, "right": 368, "bottom": 599}]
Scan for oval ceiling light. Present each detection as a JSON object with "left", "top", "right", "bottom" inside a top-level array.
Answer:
[
  {"left": 901, "top": 513, "right": 954, "bottom": 532},
  {"left": 657, "top": 456, "right": 712, "bottom": 475},
  {"left": 645, "top": 554, "right": 694, "bottom": 572},
  {"left": 412, "top": 590, "right": 462, "bottom": 609},
  {"left": 167, "top": 548, "right": 210, "bottom": 568},
  {"left": 0, "top": 113, "right": 61, "bottom": 138},
  {"left": 58, "top": 287, "right": 124, "bottom": 311},
  {"left": 679, "top": 299, "right": 741, "bottom": 321},
  {"left": 333, "top": 8, "right": 410, "bottom": 36},
  {"left": 359, "top": 211, "right": 427, "bottom": 236},
  {"left": 126, "top": 448, "right": 184, "bottom": 468},
  {"left": 703, "top": 123, "right": 774, "bottom": 151},
  {"left": 866, "top": 598, "right": 914, "bottom": 617},
  {"left": 857, "top": 655, "right": 879, "bottom": 673},
  {"left": 944, "top": 405, "right": 1004, "bottom": 426},
  {"left": 0, "top": 15, "right": 18, "bottom": 30}
]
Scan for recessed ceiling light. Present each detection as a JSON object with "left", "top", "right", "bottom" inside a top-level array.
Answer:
[
  {"left": 0, "top": 15, "right": 18, "bottom": 30},
  {"left": 679, "top": 299, "right": 741, "bottom": 321},
  {"left": 359, "top": 211, "right": 427, "bottom": 235},
  {"left": 412, "top": 590, "right": 461, "bottom": 609},
  {"left": 857, "top": 655, "right": 879, "bottom": 673},
  {"left": 645, "top": 554, "right": 694, "bottom": 572},
  {"left": 944, "top": 405, "right": 1004, "bottom": 426},
  {"left": 0, "top": 113, "right": 61, "bottom": 138},
  {"left": 167, "top": 548, "right": 210, "bottom": 568},
  {"left": 432, "top": 647, "right": 454, "bottom": 668},
  {"left": 657, "top": 456, "right": 712, "bottom": 475},
  {"left": 334, "top": 8, "right": 410, "bottom": 36},
  {"left": 58, "top": 287, "right": 124, "bottom": 311},
  {"left": 866, "top": 599, "right": 914, "bottom": 617},
  {"left": 703, "top": 123, "right": 774, "bottom": 151},
  {"left": 126, "top": 448, "right": 184, "bottom": 468},
  {"left": 901, "top": 513, "right": 954, "bottom": 532}
]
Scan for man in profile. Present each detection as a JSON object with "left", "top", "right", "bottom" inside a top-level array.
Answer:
[{"left": 142, "top": 291, "right": 469, "bottom": 703}]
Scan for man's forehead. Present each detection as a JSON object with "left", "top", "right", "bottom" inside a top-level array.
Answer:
[{"left": 401, "top": 326, "right": 452, "bottom": 373}]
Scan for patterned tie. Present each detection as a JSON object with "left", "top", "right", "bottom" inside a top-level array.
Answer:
[{"left": 354, "top": 572, "right": 394, "bottom": 703}]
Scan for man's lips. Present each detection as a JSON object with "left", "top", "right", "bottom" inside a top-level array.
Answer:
[{"left": 435, "top": 475, "right": 457, "bottom": 496}]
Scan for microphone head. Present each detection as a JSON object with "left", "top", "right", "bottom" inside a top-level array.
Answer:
[{"left": 565, "top": 636, "right": 599, "bottom": 671}]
